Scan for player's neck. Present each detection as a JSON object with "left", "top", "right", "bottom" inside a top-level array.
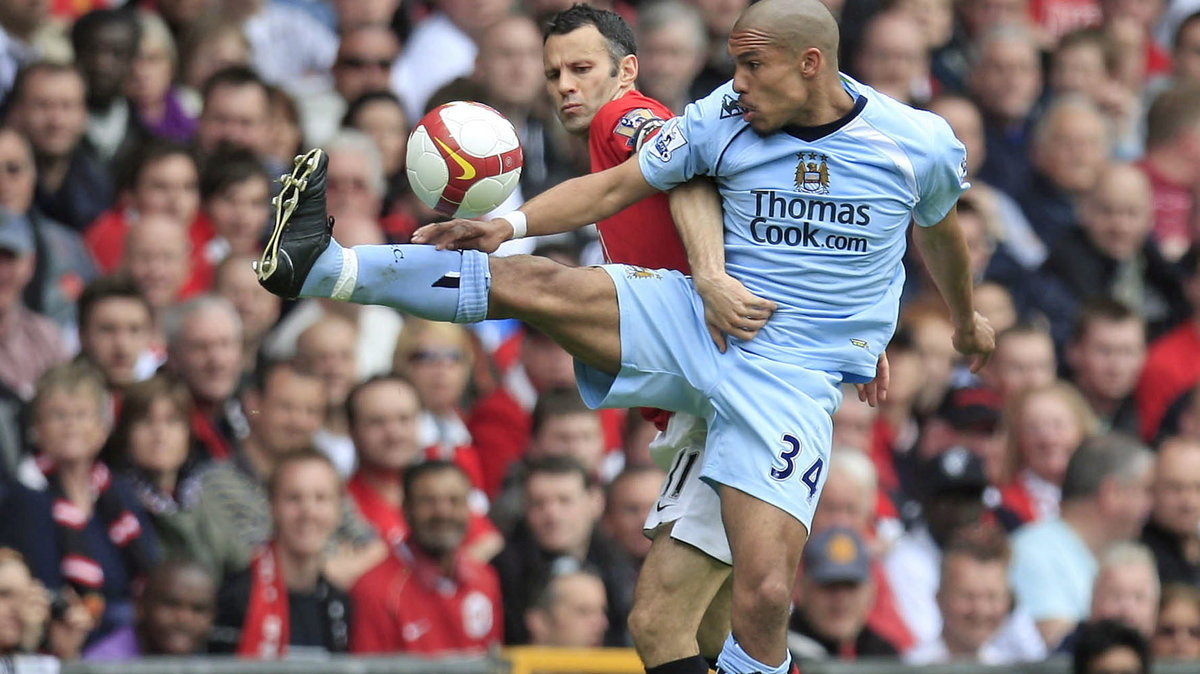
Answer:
[{"left": 789, "top": 78, "right": 856, "bottom": 128}]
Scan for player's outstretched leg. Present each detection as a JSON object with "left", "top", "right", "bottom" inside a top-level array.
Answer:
[{"left": 256, "top": 149, "right": 622, "bottom": 374}]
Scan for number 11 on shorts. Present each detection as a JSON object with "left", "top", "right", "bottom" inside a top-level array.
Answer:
[{"left": 770, "top": 433, "right": 824, "bottom": 501}]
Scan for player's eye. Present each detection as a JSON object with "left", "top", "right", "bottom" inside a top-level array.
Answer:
[{"left": 574, "top": 66, "right": 591, "bottom": 74}]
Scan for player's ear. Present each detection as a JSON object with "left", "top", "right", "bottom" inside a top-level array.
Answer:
[{"left": 618, "top": 53, "right": 638, "bottom": 88}]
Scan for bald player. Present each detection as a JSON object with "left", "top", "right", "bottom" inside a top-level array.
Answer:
[{"left": 256, "top": 1, "right": 991, "bottom": 672}]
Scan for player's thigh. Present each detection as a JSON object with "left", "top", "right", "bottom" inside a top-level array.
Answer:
[
  {"left": 488, "top": 256, "right": 621, "bottom": 373},
  {"left": 703, "top": 356, "right": 842, "bottom": 568}
]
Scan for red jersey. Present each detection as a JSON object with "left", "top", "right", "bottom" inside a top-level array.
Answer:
[
  {"left": 588, "top": 90, "right": 690, "bottom": 273},
  {"left": 1136, "top": 322, "right": 1200, "bottom": 441},
  {"left": 349, "top": 543, "right": 503, "bottom": 655}
]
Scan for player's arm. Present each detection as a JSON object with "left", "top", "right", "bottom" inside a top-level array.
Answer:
[
  {"left": 913, "top": 206, "right": 995, "bottom": 371},
  {"left": 667, "top": 176, "right": 776, "bottom": 351},
  {"left": 413, "top": 156, "right": 657, "bottom": 252}
]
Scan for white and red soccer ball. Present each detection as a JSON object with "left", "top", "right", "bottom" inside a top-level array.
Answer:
[{"left": 406, "top": 101, "right": 524, "bottom": 218}]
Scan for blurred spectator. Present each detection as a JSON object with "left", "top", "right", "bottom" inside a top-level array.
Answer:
[
  {"left": 855, "top": 10, "right": 930, "bottom": 106},
  {"left": 71, "top": 9, "right": 151, "bottom": 166},
  {"left": 688, "top": 0, "right": 747, "bottom": 98},
  {"left": 126, "top": 11, "right": 194, "bottom": 144},
  {"left": 211, "top": 256, "right": 280, "bottom": 377},
  {"left": 191, "top": 359, "right": 378, "bottom": 579},
  {"left": 904, "top": 308, "right": 957, "bottom": 416},
  {"left": 1048, "top": 29, "right": 1141, "bottom": 159},
  {"left": 305, "top": 24, "right": 399, "bottom": 146},
  {"left": 0, "top": 208, "right": 67, "bottom": 400},
  {"left": 1098, "top": 0, "right": 1170, "bottom": 81},
  {"left": 906, "top": 528, "right": 1044, "bottom": 664},
  {"left": 602, "top": 465, "right": 664, "bottom": 566},
  {"left": 5, "top": 62, "right": 112, "bottom": 231},
  {"left": 342, "top": 91, "right": 416, "bottom": 234},
  {"left": 1010, "top": 433, "right": 1153, "bottom": 649},
  {"left": 163, "top": 296, "right": 244, "bottom": 462},
  {"left": 76, "top": 275, "right": 156, "bottom": 393},
  {"left": 998, "top": 381, "right": 1099, "bottom": 525},
  {"left": 1018, "top": 96, "right": 1111, "bottom": 251},
  {"left": 1067, "top": 299, "right": 1147, "bottom": 434},
  {"left": 262, "top": 212, "right": 402, "bottom": 379},
  {"left": 974, "top": 282, "right": 1019, "bottom": 336},
  {"left": 392, "top": 0, "right": 515, "bottom": 121},
  {"left": 0, "top": 548, "right": 92, "bottom": 661},
  {"left": 194, "top": 66, "right": 272, "bottom": 161},
  {"left": 493, "top": 456, "right": 632, "bottom": 646},
  {"left": 83, "top": 558, "right": 215, "bottom": 660},
  {"left": 210, "top": 449, "right": 351, "bottom": 656},
  {"left": 344, "top": 375, "right": 502, "bottom": 562},
  {"left": 526, "top": 569, "right": 609, "bottom": 648},
  {"left": 0, "top": 471, "right": 59, "bottom": 586},
  {"left": 1138, "top": 85, "right": 1200, "bottom": 262},
  {"left": 1073, "top": 619, "right": 1152, "bottom": 674},
  {"left": 122, "top": 214, "right": 193, "bottom": 319},
  {"left": 1140, "top": 438, "right": 1200, "bottom": 586},
  {"left": 913, "top": 386, "right": 1004, "bottom": 489},
  {"left": 0, "top": 0, "right": 63, "bottom": 101},
  {"left": 198, "top": 147, "right": 270, "bottom": 266},
  {"left": 832, "top": 392, "right": 878, "bottom": 455},
  {"left": 324, "top": 129, "right": 385, "bottom": 222},
  {"left": 263, "top": 84, "right": 304, "bottom": 174},
  {"left": 350, "top": 460, "right": 503, "bottom": 654},
  {"left": 21, "top": 362, "right": 160, "bottom": 641},
  {"left": 636, "top": 1, "right": 707, "bottom": 115},
  {"left": 296, "top": 315, "right": 358, "bottom": 477},
  {"left": 391, "top": 320, "right": 486, "bottom": 476},
  {"left": 1169, "top": 11, "right": 1200, "bottom": 88},
  {"left": 788, "top": 527, "right": 898, "bottom": 659},
  {"left": 1034, "top": 162, "right": 1187, "bottom": 348},
  {"left": 1153, "top": 584, "right": 1200, "bottom": 660},
  {"left": 331, "top": 0, "right": 402, "bottom": 30},
  {"left": 105, "top": 374, "right": 223, "bottom": 572},
  {"left": 885, "top": 448, "right": 990, "bottom": 646},
  {"left": 0, "top": 127, "right": 97, "bottom": 329},
  {"left": 981, "top": 323, "right": 1057, "bottom": 404},
  {"left": 970, "top": 25, "right": 1045, "bottom": 198},
  {"left": 154, "top": 0, "right": 213, "bottom": 43},
  {"left": 469, "top": 324, "right": 591, "bottom": 497},
  {"left": 1080, "top": 543, "right": 1161, "bottom": 642},
  {"left": 177, "top": 16, "right": 250, "bottom": 97},
  {"left": 230, "top": 0, "right": 337, "bottom": 96},
  {"left": 1135, "top": 253, "right": 1200, "bottom": 442}
]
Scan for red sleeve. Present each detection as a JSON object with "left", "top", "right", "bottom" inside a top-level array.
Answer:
[
  {"left": 587, "top": 94, "right": 672, "bottom": 173},
  {"left": 349, "top": 564, "right": 402, "bottom": 654}
]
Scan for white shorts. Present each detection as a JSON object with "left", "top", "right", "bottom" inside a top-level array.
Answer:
[{"left": 642, "top": 412, "right": 732, "bottom": 565}]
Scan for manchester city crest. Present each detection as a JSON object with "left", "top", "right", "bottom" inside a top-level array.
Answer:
[{"left": 795, "top": 152, "right": 830, "bottom": 195}]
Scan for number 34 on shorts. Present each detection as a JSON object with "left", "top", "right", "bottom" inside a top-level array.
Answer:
[{"left": 770, "top": 433, "right": 824, "bottom": 502}]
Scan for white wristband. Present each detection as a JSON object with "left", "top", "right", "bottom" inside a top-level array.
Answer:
[{"left": 504, "top": 210, "right": 528, "bottom": 240}]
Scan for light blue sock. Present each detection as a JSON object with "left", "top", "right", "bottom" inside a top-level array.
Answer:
[
  {"left": 299, "top": 239, "right": 491, "bottom": 323},
  {"left": 715, "top": 634, "right": 791, "bottom": 674}
]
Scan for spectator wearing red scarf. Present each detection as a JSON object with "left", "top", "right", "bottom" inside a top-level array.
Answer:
[{"left": 210, "top": 450, "right": 351, "bottom": 657}]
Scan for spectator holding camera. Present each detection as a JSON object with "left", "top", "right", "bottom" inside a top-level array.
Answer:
[{"left": 0, "top": 548, "right": 93, "bottom": 661}]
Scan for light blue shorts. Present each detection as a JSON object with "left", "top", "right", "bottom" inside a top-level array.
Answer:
[{"left": 575, "top": 265, "right": 843, "bottom": 532}]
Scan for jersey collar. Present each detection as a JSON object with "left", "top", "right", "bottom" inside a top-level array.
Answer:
[{"left": 781, "top": 75, "right": 867, "bottom": 142}]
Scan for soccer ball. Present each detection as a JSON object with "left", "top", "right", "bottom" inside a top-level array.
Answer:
[{"left": 406, "top": 101, "right": 524, "bottom": 218}]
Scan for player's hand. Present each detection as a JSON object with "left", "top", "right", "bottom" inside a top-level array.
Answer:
[
  {"left": 412, "top": 217, "right": 513, "bottom": 252},
  {"left": 856, "top": 353, "right": 889, "bottom": 407},
  {"left": 694, "top": 272, "right": 776, "bottom": 352},
  {"left": 953, "top": 311, "right": 995, "bottom": 373}
]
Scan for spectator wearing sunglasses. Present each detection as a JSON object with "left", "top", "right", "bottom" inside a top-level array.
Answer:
[
  {"left": 1153, "top": 584, "right": 1200, "bottom": 661},
  {"left": 303, "top": 25, "right": 400, "bottom": 147}
]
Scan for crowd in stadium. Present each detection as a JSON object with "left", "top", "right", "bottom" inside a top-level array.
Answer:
[{"left": 0, "top": 0, "right": 1199, "bottom": 671}]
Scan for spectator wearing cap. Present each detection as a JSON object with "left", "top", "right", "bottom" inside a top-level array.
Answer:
[
  {"left": 884, "top": 447, "right": 990, "bottom": 647},
  {"left": 0, "top": 127, "right": 97, "bottom": 329},
  {"left": 787, "top": 527, "right": 898, "bottom": 660},
  {"left": 906, "top": 528, "right": 1045, "bottom": 665},
  {"left": 909, "top": 386, "right": 1004, "bottom": 492},
  {"left": 997, "top": 381, "right": 1099, "bottom": 526},
  {"left": 350, "top": 460, "right": 502, "bottom": 655},
  {"left": 1067, "top": 300, "right": 1148, "bottom": 436},
  {"left": 1010, "top": 434, "right": 1154, "bottom": 649},
  {"left": 0, "top": 207, "right": 67, "bottom": 401},
  {"left": 1140, "top": 438, "right": 1200, "bottom": 587},
  {"left": 1073, "top": 619, "right": 1152, "bottom": 674}
]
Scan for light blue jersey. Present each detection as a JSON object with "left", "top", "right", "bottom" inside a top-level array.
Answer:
[{"left": 638, "top": 76, "right": 969, "bottom": 382}]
